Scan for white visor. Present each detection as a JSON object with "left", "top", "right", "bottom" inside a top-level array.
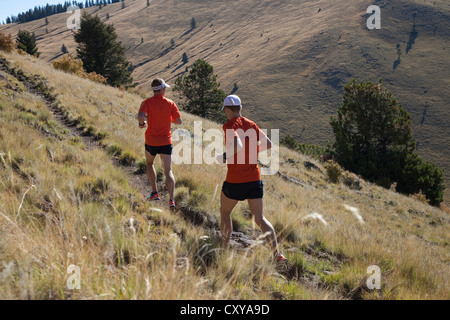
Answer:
[{"left": 152, "top": 81, "right": 170, "bottom": 91}]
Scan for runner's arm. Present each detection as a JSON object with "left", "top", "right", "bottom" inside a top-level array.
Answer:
[
  {"left": 138, "top": 112, "right": 147, "bottom": 123},
  {"left": 258, "top": 129, "right": 272, "bottom": 152},
  {"left": 216, "top": 135, "right": 243, "bottom": 164},
  {"left": 227, "top": 136, "right": 243, "bottom": 158},
  {"left": 171, "top": 103, "right": 182, "bottom": 125},
  {"left": 171, "top": 117, "right": 182, "bottom": 124},
  {"left": 137, "top": 102, "right": 147, "bottom": 128},
  {"left": 220, "top": 130, "right": 244, "bottom": 163}
]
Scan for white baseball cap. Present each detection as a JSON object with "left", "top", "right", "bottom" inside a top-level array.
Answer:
[
  {"left": 152, "top": 79, "right": 170, "bottom": 91},
  {"left": 222, "top": 95, "right": 242, "bottom": 111}
]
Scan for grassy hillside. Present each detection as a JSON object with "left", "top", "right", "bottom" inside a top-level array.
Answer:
[
  {"left": 0, "top": 51, "right": 449, "bottom": 300},
  {"left": 0, "top": 0, "right": 448, "bottom": 204}
]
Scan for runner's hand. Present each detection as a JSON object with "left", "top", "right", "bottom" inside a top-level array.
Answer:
[
  {"left": 139, "top": 121, "right": 147, "bottom": 129},
  {"left": 216, "top": 153, "right": 226, "bottom": 164}
]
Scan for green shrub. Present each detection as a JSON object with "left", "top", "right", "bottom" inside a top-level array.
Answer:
[
  {"left": 107, "top": 144, "right": 123, "bottom": 156},
  {"left": 75, "top": 176, "right": 110, "bottom": 199},
  {"left": 53, "top": 54, "right": 84, "bottom": 75},
  {"left": 397, "top": 154, "right": 445, "bottom": 206},
  {"left": 135, "top": 158, "right": 147, "bottom": 174},
  {"left": 0, "top": 31, "right": 15, "bottom": 53},
  {"left": 325, "top": 160, "right": 342, "bottom": 183},
  {"left": 85, "top": 125, "right": 96, "bottom": 136},
  {"left": 53, "top": 54, "right": 107, "bottom": 84},
  {"left": 176, "top": 177, "right": 199, "bottom": 192},
  {"left": 119, "top": 151, "right": 137, "bottom": 166},
  {"left": 187, "top": 190, "right": 207, "bottom": 208},
  {"left": 94, "top": 130, "right": 108, "bottom": 141},
  {"left": 280, "top": 135, "right": 325, "bottom": 158},
  {"left": 84, "top": 71, "right": 107, "bottom": 84}
]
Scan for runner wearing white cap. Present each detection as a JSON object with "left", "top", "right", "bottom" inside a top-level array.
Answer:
[{"left": 218, "top": 95, "right": 287, "bottom": 263}]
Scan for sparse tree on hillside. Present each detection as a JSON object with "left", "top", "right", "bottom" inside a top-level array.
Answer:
[
  {"left": 74, "top": 12, "right": 133, "bottom": 87},
  {"left": 331, "top": 80, "right": 413, "bottom": 186},
  {"left": 147, "top": 0, "right": 150, "bottom": 7},
  {"left": 406, "top": 23, "right": 418, "bottom": 54},
  {"left": 61, "top": 44, "right": 68, "bottom": 54},
  {"left": 174, "top": 59, "right": 226, "bottom": 122},
  {"left": 182, "top": 52, "right": 188, "bottom": 64},
  {"left": 191, "top": 17, "right": 197, "bottom": 29},
  {"left": 330, "top": 79, "right": 445, "bottom": 205},
  {"left": 16, "top": 30, "right": 40, "bottom": 57}
]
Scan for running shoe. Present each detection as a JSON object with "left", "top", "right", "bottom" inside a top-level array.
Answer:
[
  {"left": 169, "top": 199, "right": 176, "bottom": 208},
  {"left": 275, "top": 253, "right": 288, "bottom": 263},
  {"left": 147, "top": 192, "right": 160, "bottom": 201}
]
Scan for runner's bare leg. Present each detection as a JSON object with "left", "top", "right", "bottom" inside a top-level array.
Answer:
[
  {"left": 145, "top": 151, "right": 157, "bottom": 193},
  {"left": 160, "top": 154, "right": 175, "bottom": 201},
  {"left": 247, "top": 198, "right": 279, "bottom": 254},
  {"left": 220, "top": 192, "right": 239, "bottom": 247}
]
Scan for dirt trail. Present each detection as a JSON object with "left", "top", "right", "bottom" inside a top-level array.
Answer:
[{"left": 0, "top": 57, "right": 257, "bottom": 249}]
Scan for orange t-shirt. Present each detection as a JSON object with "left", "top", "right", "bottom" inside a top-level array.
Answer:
[
  {"left": 223, "top": 116, "right": 261, "bottom": 184},
  {"left": 139, "top": 95, "right": 181, "bottom": 146}
]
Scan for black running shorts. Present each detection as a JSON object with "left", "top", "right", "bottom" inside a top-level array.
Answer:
[
  {"left": 222, "top": 180, "right": 264, "bottom": 201},
  {"left": 145, "top": 144, "right": 173, "bottom": 156}
]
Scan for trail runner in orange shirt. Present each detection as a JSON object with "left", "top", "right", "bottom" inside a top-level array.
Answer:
[
  {"left": 217, "top": 95, "right": 287, "bottom": 263},
  {"left": 138, "top": 78, "right": 182, "bottom": 208}
]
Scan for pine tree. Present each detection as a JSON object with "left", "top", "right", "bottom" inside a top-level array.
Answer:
[
  {"left": 191, "top": 17, "right": 197, "bottom": 29},
  {"left": 61, "top": 44, "right": 68, "bottom": 54},
  {"left": 330, "top": 79, "right": 445, "bottom": 205},
  {"left": 74, "top": 12, "right": 133, "bottom": 87},
  {"left": 16, "top": 30, "right": 40, "bottom": 57},
  {"left": 174, "top": 59, "right": 226, "bottom": 122}
]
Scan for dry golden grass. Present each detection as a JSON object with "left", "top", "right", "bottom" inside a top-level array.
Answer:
[
  {"left": 0, "top": 0, "right": 448, "bottom": 204},
  {"left": 0, "top": 51, "right": 449, "bottom": 300}
]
